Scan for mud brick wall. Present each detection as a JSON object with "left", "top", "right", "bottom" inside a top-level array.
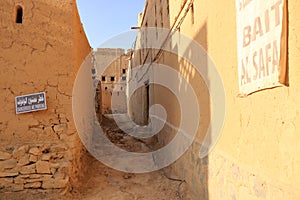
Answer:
[{"left": 0, "top": 0, "right": 91, "bottom": 192}]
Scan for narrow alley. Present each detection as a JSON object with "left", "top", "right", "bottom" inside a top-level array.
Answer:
[
  {"left": 0, "top": 115, "right": 194, "bottom": 200},
  {"left": 74, "top": 115, "right": 194, "bottom": 200},
  {"left": 1, "top": 0, "right": 300, "bottom": 199}
]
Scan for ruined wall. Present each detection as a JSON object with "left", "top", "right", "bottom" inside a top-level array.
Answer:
[
  {"left": 130, "top": 0, "right": 300, "bottom": 199},
  {"left": 0, "top": 0, "right": 91, "bottom": 192}
]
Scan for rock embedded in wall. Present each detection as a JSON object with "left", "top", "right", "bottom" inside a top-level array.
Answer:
[
  {"left": 0, "top": 152, "right": 11, "bottom": 161},
  {"left": 0, "top": 144, "right": 70, "bottom": 192},
  {"left": 0, "top": 159, "right": 17, "bottom": 170}
]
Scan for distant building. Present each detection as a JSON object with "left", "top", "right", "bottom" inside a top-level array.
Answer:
[{"left": 94, "top": 48, "right": 130, "bottom": 114}]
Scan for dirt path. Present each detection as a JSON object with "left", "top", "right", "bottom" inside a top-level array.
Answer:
[
  {"left": 1, "top": 115, "right": 192, "bottom": 200},
  {"left": 74, "top": 153, "right": 182, "bottom": 200},
  {"left": 74, "top": 115, "right": 185, "bottom": 200}
]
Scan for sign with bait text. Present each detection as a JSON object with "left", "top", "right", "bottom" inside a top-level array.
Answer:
[
  {"left": 15, "top": 92, "right": 47, "bottom": 114},
  {"left": 236, "top": 0, "right": 287, "bottom": 95}
]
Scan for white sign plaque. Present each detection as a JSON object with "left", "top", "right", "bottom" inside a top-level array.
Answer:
[{"left": 15, "top": 92, "right": 47, "bottom": 114}]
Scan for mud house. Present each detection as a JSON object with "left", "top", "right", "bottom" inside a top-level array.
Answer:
[
  {"left": 0, "top": 0, "right": 90, "bottom": 192},
  {"left": 128, "top": 0, "right": 300, "bottom": 199},
  {"left": 94, "top": 48, "right": 129, "bottom": 114}
]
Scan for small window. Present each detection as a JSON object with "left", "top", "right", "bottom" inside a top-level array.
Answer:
[
  {"left": 15, "top": 5, "right": 23, "bottom": 24},
  {"left": 122, "top": 69, "right": 126, "bottom": 74},
  {"left": 110, "top": 76, "right": 115, "bottom": 81},
  {"left": 101, "top": 76, "right": 106, "bottom": 81},
  {"left": 122, "top": 76, "right": 126, "bottom": 81}
]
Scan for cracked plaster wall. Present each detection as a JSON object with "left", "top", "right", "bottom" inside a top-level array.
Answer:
[{"left": 0, "top": 0, "right": 91, "bottom": 192}]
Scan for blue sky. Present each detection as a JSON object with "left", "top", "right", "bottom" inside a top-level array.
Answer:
[{"left": 76, "top": 0, "right": 145, "bottom": 48}]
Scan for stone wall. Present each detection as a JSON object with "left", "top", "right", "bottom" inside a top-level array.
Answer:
[
  {"left": 0, "top": 0, "right": 91, "bottom": 192},
  {"left": 0, "top": 144, "right": 70, "bottom": 191}
]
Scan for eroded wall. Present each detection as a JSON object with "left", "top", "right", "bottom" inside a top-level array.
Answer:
[{"left": 0, "top": 0, "right": 91, "bottom": 192}]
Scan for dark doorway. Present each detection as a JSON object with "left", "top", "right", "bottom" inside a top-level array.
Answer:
[{"left": 145, "top": 84, "right": 150, "bottom": 124}]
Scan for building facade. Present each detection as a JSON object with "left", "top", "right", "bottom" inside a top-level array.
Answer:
[
  {"left": 0, "top": 0, "right": 90, "bottom": 192},
  {"left": 129, "top": 0, "right": 300, "bottom": 199},
  {"left": 94, "top": 48, "right": 129, "bottom": 114}
]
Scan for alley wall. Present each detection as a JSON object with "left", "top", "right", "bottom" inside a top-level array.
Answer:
[
  {"left": 129, "top": 0, "right": 300, "bottom": 199},
  {"left": 0, "top": 0, "right": 91, "bottom": 192}
]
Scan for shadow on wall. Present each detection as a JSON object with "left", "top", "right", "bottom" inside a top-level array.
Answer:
[
  {"left": 152, "top": 22, "right": 211, "bottom": 198},
  {"left": 191, "top": 21, "right": 210, "bottom": 199},
  {"left": 169, "top": 22, "right": 211, "bottom": 199},
  {"left": 126, "top": 0, "right": 212, "bottom": 197}
]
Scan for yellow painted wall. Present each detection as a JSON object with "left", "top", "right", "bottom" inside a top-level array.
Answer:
[{"left": 130, "top": 0, "right": 300, "bottom": 198}]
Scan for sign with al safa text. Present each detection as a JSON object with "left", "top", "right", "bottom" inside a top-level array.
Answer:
[{"left": 236, "top": 0, "right": 287, "bottom": 95}]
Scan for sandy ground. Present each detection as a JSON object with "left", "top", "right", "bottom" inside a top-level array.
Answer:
[
  {"left": 0, "top": 115, "right": 193, "bottom": 200},
  {"left": 73, "top": 153, "right": 182, "bottom": 200}
]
